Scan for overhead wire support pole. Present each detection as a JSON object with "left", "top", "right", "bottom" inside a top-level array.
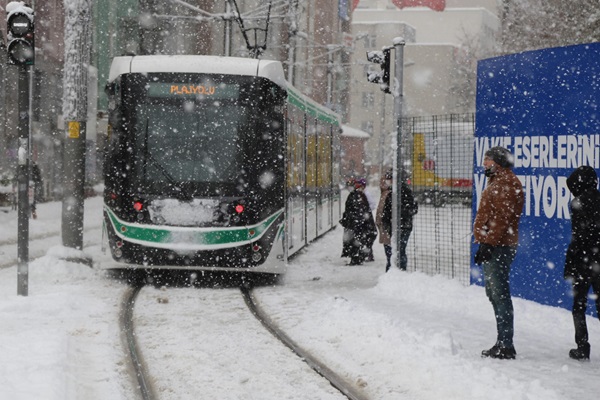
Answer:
[
  {"left": 326, "top": 45, "right": 334, "bottom": 108},
  {"left": 224, "top": 2, "right": 232, "bottom": 56},
  {"left": 61, "top": 0, "right": 92, "bottom": 257},
  {"left": 392, "top": 37, "right": 406, "bottom": 271},
  {"left": 286, "top": 0, "right": 299, "bottom": 84}
]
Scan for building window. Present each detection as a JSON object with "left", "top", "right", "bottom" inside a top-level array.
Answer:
[
  {"left": 363, "top": 34, "right": 377, "bottom": 48},
  {"left": 362, "top": 92, "right": 375, "bottom": 108}
]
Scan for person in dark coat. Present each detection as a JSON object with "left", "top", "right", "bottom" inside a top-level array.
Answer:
[
  {"left": 564, "top": 165, "right": 600, "bottom": 361},
  {"left": 341, "top": 178, "right": 356, "bottom": 258},
  {"left": 340, "top": 177, "right": 376, "bottom": 265},
  {"left": 376, "top": 170, "right": 418, "bottom": 272},
  {"left": 398, "top": 178, "right": 417, "bottom": 271}
]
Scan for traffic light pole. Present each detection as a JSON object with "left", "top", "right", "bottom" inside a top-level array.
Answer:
[
  {"left": 7, "top": 1, "right": 35, "bottom": 295},
  {"left": 17, "top": 65, "right": 30, "bottom": 296},
  {"left": 392, "top": 37, "right": 405, "bottom": 271}
]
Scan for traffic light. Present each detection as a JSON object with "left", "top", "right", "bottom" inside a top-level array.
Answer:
[
  {"left": 366, "top": 48, "right": 391, "bottom": 93},
  {"left": 6, "top": 2, "right": 35, "bottom": 66}
]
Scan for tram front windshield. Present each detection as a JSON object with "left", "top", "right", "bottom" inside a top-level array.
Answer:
[{"left": 131, "top": 75, "right": 264, "bottom": 197}]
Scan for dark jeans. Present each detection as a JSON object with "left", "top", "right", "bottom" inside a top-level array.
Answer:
[
  {"left": 384, "top": 227, "right": 412, "bottom": 272},
  {"left": 482, "top": 246, "right": 517, "bottom": 348},
  {"left": 398, "top": 227, "right": 412, "bottom": 271},
  {"left": 384, "top": 244, "right": 392, "bottom": 271},
  {"left": 571, "top": 272, "right": 600, "bottom": 348}
]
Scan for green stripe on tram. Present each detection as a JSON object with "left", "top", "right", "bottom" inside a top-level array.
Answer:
[
  {"left": 105, "top": 207, "right": 283, "bottom": 246},
  {"left": 287, "top": 88, "right": 339, "bottom": 126}
]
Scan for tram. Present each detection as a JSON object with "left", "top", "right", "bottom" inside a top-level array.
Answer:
[{"left": 102, "top": 55, "right": 341, "bottom": 276}]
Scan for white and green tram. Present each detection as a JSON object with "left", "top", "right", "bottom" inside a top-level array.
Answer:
[{"left": 102, "top": 55, "right": 341, "bottom": 277}]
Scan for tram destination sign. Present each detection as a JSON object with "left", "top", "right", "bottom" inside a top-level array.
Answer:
[{"left": 147, "top": 82, "right": 240, "bottom": 99}]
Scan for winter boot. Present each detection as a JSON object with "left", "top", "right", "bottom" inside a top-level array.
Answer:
[
  {"left": 481, "top": 345, "right": 516, "bottom": 360},
  {"left": 569, "top": 343, "right": 590, "bottom": 361}
]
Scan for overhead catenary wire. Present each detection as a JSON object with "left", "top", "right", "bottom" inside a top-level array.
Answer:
[{"left": 228, "top": 0, "right": 273, "bottom": 58}]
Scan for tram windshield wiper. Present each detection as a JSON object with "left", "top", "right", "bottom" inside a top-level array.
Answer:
[{"left": 143, "top": 121, "right": 194, "bottom": 201}]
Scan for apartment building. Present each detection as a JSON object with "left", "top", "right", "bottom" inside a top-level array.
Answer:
[{"left": 348, "top": 0, "right": 500, "bottom": 173}]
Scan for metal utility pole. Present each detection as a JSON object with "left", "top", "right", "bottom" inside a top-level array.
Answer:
[
  {"left": 326, "top": 45, "right": 334, "bottom": 108},
  {"left": 224, "top": 1, "right": 232, "bottom": 56},
  {"left": 286, "top": 0, "right": 299, "bottom": 85},
  {"left": 62, "top": 0, "right": 92, "bottom": 252},
  {"left": 392, "top": 37, "right": 406, "bottom": 270}
]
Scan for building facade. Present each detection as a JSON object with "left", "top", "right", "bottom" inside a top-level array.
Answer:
[
  {"left": 1, "top": 1, "right": 354, "bottom": 197},
  {"left": 348, "top": 0, "right": 500, "bottom": 175}
]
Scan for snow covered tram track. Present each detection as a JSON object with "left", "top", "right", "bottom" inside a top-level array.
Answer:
[
  {"left": 241, "top": 287, "right": 369, "bottom": 400},
  {"left": 120, "top": 283, "right": 157, "bottom": 400},
  {"left": 123, "top": 280, "right": 365, "bottom": 400}
]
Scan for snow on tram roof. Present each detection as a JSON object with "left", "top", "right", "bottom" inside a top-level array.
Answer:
[{"left": 108, "top": 55, "right": 287, "bottom": 88}]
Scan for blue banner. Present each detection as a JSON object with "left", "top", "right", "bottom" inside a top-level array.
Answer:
[{"left": 472, "top": 43, "right": 600, "bottom": 316}]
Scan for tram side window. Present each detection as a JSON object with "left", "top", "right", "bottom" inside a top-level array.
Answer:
[
  {"left": 287, "top": 105, "right": 305, "bottom": 193},
  {"left": 317, "top": 123, "right": 332, "bottom": 193},
  {"left": 332, "top": 127, "right": 341, "bottom": 190},
  {"left": 306, "top": 119, "right": 318, "bottom": 195}
]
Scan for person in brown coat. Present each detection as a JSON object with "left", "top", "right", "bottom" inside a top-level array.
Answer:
[
  {"left": 376, "top": 174, "right": 393, "bottom": 271},
  {"left": 473, "top": 146, "right": 524, "bottom": 360}
]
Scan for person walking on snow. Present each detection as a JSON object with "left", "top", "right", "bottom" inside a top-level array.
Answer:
[
  {"left": 473, "top": 147, "right": 524, "bottom": 360},
  {"left": 564, "top": 165, "right": 600, "bottom": 361},
  {"left": 340, "top": 178, "right": 376, "bottom": 265},
  {"left": 376, "top": 170, "right": 417, "bottom": 272}
]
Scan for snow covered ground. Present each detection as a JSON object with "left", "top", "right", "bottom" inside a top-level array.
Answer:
[{"left": 0, "top": 195, "right": 599, "bottom": 399}]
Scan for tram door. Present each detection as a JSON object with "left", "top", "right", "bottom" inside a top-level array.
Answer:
[
  {"left": 305, "top": 118, "right": 318, "bottom": 243},
  {"left": 332, "top": 125, "right": 341, "bottom": 225},
  {"left": 316, "top": 123, "right": 332, "bottom": 236}
]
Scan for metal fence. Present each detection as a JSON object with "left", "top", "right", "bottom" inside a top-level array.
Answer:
[{"left": 403, "top": 114, "right": 475, "bottom": 285}]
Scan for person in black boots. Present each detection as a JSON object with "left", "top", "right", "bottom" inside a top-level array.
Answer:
[
  {"left": 341, "top": 178, "right": 356, "bottom": 259},
  {"left": 473, "top": 147, "right": 524, "bottom": 360},
  {"left": 376, "top": 170, "right": 418, "bottom": 272},
  {"left": 564, "top": 166, "right": 600, "bottom": 361},
  {"left": 340, "top": 178, "right": 376, "bottom": 266}
]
